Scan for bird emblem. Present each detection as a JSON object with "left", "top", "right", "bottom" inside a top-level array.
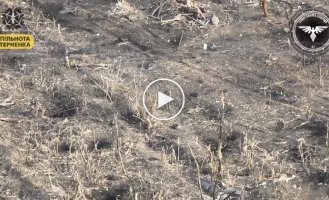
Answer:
[{"left": 298, "top": 26, "right": 328, "bottom": 42}]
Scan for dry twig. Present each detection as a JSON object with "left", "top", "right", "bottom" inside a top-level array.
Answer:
[
  {"left": 0, "top": 117, "right": 20, "bottom": 122},
  {"left": 189, "top": 145, "right": 204, "bottom": 200},
  {"left": 0, "top": 96, "right": 15, "bottom": 107}
]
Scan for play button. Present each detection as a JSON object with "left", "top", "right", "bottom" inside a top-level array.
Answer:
[
  {"left": 143, "top": 78, "right": 185, "bottom": 121},
  {"left": 157, "top": 92, "right": 174, "bottom": 109}
]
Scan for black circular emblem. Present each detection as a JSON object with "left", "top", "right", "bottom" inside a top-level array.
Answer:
[{"left": 289, "top": 8, "right": 329, "bottom": 56}]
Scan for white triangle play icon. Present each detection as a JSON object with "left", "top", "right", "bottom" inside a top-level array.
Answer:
[{"left": 157, "top": 92, "right": 174, "bottom": 109}]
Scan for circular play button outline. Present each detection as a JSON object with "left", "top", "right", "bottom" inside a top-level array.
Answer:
[{"left": 142, "top": 78, "right": 185, "bottom": 121}]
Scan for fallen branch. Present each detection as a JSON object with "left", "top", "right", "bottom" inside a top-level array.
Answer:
[
  {"left": 158, "top": 0, "right": 169, "bottom": 18},
  {"left": 160, "top": 14, "right": 184, "bottom": 25},
  {"left": 151, "top": 0, "right": 169, "bottom": 18},
  {"left": 0, "top": 117, "right": 20, "bottom": 123},
  {"left": 0, "top": 97, "right": 15, "bottom": 107}
]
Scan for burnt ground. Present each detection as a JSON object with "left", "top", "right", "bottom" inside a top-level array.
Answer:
[{"left": 0, "top": 0, "right": 329, "bottom": 199}]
